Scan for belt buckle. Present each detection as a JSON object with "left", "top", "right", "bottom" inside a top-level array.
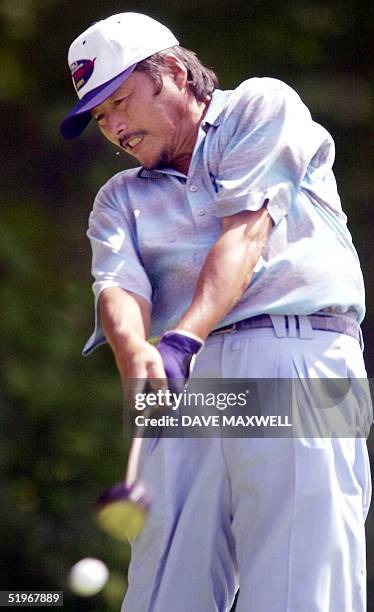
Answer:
[{"left": 213, "top": 322, "right": 237, "bottom": 335}]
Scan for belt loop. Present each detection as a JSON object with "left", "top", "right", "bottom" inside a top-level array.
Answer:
[
  {"left": 269, "top": 315, "right": 287, "bottom": 338},
  {"left": 298, "top": 315, "right": 314, "bottom": 339},
  {"left": 287, "top": 315, "right": 297, "bottom": 338}
]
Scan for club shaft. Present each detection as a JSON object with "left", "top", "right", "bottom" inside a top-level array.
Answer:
[{"left": 125, "top": 434, "right": 144, "bottom": 487}]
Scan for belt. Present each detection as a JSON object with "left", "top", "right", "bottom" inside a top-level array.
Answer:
[{"left": 209, "top": 314, "right": 361, "bottom": 342}]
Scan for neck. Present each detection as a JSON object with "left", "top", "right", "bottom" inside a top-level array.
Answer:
[
  {"left": 172, "top": 154, "right": 194, "bottom": 175},
  {"left": 170, "top": 96, "right": 211, "bottom": 175}
]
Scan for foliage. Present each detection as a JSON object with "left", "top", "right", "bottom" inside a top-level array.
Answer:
[{"left": 1, "top": 1, "right": 373, "bottom": 609}]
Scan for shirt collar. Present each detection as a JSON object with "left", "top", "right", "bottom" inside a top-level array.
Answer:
[
  {"left": 202, "top": 88, "right": 233, "bottom": 128},
  {"left": 137, "top": 167, "right": 187, "bottom": 179}
]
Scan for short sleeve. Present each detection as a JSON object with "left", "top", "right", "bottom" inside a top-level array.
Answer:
[
  {"left": 212, "top": 79, "right": 330, "bottom": 224},
  {"left": 82, "top": 184, "right": 153, "bottom": 355}
]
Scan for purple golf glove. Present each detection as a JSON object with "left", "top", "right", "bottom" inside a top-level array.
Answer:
[{"left": 156, "top": 330, "right": 204, "bottom": 393}]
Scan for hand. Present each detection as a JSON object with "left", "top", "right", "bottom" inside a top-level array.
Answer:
[
  {"left": 114, "top": 335, "right": 167, "bottom": 408},
  {"left": 156, "top": 330, "right": 204, "bottom": 393},
  {"left": 115, "top": 335, "right": 165, "bottom": 379}
]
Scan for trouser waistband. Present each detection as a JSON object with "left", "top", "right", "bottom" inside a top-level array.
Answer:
[{"left": 209, "top": 314, "right": 362, "bottom": 344}]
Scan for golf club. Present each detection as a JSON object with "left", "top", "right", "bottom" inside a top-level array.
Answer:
[{"left": 96, "top": 426, "right": 150, "bottom": 542}]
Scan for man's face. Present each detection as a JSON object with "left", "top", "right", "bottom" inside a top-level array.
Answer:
[{"left": 91, "top": 67, "right": 190, "bottom": 170}]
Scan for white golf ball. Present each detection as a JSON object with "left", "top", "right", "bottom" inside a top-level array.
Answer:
[{"left": 68, "top": 557, "right": 109, "bottom": 597}]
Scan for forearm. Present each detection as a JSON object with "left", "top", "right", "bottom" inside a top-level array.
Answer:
[
  {"left": 178, "top": 239, "right": 258, "bottom": 339},
  {"left": 178, "top": 207, "right": 272, "bottom": 339},
  {"left": 99, "top": 287, "right": 164, "bottom": 380},
  {"left": 99, "top": 287, "right": 150, "bottom": 349}
]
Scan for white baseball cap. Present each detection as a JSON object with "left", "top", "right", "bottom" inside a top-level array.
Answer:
[{"left": 60, "top": 12, "right": 179, "bottom": 139}]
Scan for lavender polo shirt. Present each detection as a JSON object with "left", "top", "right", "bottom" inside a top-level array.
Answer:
[{"left": 83, "top": 77, "right": 365, "bottom": 355}]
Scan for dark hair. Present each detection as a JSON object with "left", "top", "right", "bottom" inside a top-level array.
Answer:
[{"left": 134, "top": 46, "right": 218, "bottom": 103}]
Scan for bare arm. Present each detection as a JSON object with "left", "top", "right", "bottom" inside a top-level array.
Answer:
[
  {"left": 99, "top": 287, "right": 166, "bottom": 381},
  {"left": 178, "top": 204, "right": 273, "bottom": 339}
]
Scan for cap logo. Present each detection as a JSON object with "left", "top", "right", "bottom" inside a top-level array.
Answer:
[{"left": 70, "top": 58, "right": 96, "bottom": 92}]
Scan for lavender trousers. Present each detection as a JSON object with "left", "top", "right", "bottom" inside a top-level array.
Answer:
[{"left": 122, "top": 316, "right": 372, "bottom": 612}]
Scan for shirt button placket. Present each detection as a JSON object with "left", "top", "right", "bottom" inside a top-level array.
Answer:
[{"left": 187, "top": 180, "right": 206, "bottom": 225}]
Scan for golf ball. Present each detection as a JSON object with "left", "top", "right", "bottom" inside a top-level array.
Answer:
[{"left": 68, "top": 557, "right": 109, "bottom": 597}]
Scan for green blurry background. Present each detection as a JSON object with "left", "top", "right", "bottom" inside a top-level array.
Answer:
[{"left": 1, "top": 1, "right": 373, "bottom": 610}]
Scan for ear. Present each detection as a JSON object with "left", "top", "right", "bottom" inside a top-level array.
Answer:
[{"left": 162, "top": 54, "right": 188, "bottom": 90}]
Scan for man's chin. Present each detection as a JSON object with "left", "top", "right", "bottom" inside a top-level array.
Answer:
[{"left": 142, "top": 151, "right": 172, "bottom": 171}]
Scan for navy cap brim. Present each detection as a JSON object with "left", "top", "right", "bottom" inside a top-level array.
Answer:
[{"left": 60, "top": 64, "right": 136, "bottom": 140}]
